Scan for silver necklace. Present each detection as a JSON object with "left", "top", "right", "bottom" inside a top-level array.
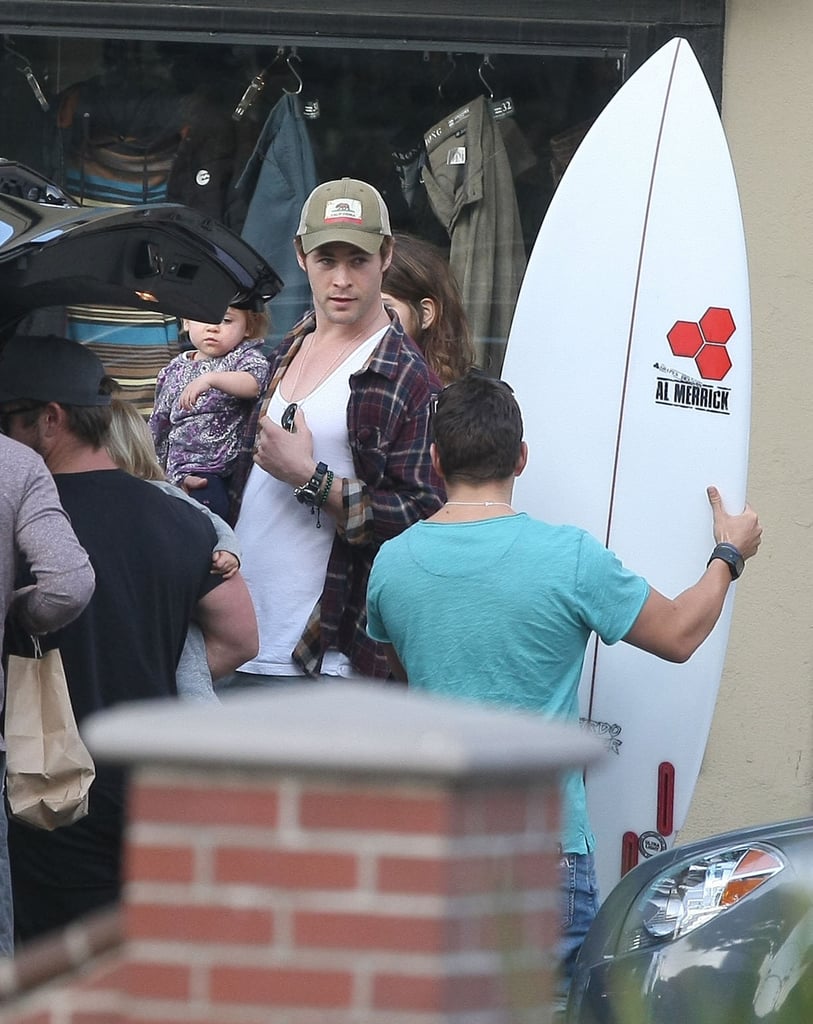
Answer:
[
  {"left": 445, "top": 501, "right": 514, "bottom": 508},
  {"left": 281, "top": 329, "right": 368, "bottom": 432}
]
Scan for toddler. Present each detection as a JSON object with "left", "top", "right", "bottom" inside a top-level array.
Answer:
[{"left": 149, "top": 303, "right": 270, "bottom": 518}]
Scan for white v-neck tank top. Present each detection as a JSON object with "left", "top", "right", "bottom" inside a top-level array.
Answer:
[{"left": 236, "top": 330, "right": 382, "bottom": 675}]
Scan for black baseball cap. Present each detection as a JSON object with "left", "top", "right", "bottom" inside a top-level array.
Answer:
[{"left": 0, "top": 335, "right": 112, "bottom": 407}]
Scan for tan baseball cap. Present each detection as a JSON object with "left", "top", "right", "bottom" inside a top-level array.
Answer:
[{"left": 296, "top": 178, "right": 392, "bottom": 255}]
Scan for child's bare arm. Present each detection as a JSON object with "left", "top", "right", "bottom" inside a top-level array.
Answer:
[
  {"left": 179, "top": 371, "right": 262, "bottom": 410},
  {"left": 211, "top": 550, "right": 240, "bottom": 579}
]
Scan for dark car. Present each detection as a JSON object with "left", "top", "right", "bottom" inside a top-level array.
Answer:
[
  {"left": 567, "top": 816, "right": 813, "bottom": 1024},
  {"left": 0, "top": 159, "right": 282, "bottom": 333}
]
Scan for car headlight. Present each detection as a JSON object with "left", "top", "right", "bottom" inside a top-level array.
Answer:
[{"left": 618, "top": 844, "right": 784, "bottom": 953}]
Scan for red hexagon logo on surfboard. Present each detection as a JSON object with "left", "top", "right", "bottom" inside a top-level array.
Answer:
[{"left": 667, "top": 306, "right": 735, "bottom": 381}]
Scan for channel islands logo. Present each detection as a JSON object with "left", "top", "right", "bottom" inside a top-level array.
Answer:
[
  {"left": 667, "top": 306, "right": 735, "bottom": 381},
  {"left": 654, "top": 306, "right": 735, "bottom": 415}
]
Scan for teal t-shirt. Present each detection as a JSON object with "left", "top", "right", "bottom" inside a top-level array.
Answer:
[{"left": 366, "top": 513, "right": 650, "bottom": 854}]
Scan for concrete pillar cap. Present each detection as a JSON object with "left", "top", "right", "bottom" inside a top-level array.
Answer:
[{"left": 83, "top": 681, "right": 604, "bottom": 780}]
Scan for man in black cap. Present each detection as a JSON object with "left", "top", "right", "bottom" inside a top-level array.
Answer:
[{"left": 0, "top": 334, "right": 259, "bottom": 943}]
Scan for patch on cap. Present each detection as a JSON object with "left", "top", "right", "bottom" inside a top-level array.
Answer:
[{"left": 323, "top": 198, "right": 363, "bottom": 225}]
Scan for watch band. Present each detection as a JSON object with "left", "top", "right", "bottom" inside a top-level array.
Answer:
[
  {"left": 707, "top": 542, "right": 745, "bottom": 580},
  {"left": 294, "top": 461, "right": 328, "bottom": 505}
]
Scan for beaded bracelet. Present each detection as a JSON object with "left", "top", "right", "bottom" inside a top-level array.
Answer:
[
  {"left": 316, "top": 470, "right": 334, "bottom": 508},
  {"left": 314, "top": 469, "right": 334, "bottom": 529}
]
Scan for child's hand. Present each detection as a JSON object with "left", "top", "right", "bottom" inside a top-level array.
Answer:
[
  {"left": 179, "top": 375, "right": 212, "bottom": 411},
  {"left": 211, "top": 550, "right": 239, "bottom": 579}
]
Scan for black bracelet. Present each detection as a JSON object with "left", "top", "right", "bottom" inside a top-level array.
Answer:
[
  {"left": 316, "top": 470, "right": 334, "bottom": 510},
  {"left": 294, "top": 462, "right": 328, "bottom": 506},
  {"left": 707, "top": 542, "right": 745, "bottom": 580},
  {"left": 313, "top": 469, "right": 334, "bottom": 529}
]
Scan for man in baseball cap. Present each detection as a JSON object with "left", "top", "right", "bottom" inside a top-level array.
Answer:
[
  {"left": 0, "top": 332, "right": 259, "bottom": 942},
  {"left": 0, "top": 335, "right": 113, "bottom": 451},
  {"left": 0, "top": 333, "right": 112, "bottom": 407},
  {"left": 295, "top": 177, "right": 392, "bottom": 255},
  {"left": 222, "top": 179, "right": 444, "bottom": 688}
]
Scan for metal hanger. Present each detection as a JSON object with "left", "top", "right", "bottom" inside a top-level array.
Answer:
[
  {"left": 436, "top": 53, "right": 456, "bottom": 99},
  {"left": 282, "top": 49, "right": 303, "bottom": 95},
  {"left": 3, "top": 36, "right": 49, "bottom": 111},
  {"left": 232, "top": 47, "right": 286, "bottom": 121},
  {"left": 284, "top": 48, "right": 320, "bottom": 118},
  {"left": 478, "top": 54, "right": 514, "bottom": 120},
  {"left": 478, "top": 54, "right": 495, "bottom": 100}
]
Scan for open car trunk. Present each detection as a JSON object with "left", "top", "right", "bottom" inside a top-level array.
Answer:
[{"left": 0, "top": 160, "right": 283, "bottom": 333}]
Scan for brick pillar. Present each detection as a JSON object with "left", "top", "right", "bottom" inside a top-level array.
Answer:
[{"left": 3, "top": 681, "right": 602, "bottom": 1023}]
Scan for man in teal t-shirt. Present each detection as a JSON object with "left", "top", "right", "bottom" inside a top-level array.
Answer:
[{"left": 366, "top": 370, "right": 762, "bottom": 1008}]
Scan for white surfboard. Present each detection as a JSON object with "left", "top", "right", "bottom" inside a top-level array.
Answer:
[{"left": 502, "top": 37, "right": 751, "bottom": 901}]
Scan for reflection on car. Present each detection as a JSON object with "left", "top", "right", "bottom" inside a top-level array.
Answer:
[{"left": 567, "top": 816, "right": 813, "bottom": 1024}]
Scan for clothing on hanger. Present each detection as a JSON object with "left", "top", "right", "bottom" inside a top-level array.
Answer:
[
  {"left": 0, "top": 40, "right": 52, "bottom": 172},
  {"left": 166, "top": 84, "right": 259, "bottom": 229},
  {"left": 234, "top": 92, "right": 319, "bottom": 349},
  {"left": 421, "top": 95, "right": 530, "bottom": 371}
]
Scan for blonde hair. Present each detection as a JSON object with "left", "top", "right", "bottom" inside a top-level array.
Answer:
[
  {"left": 106, "top": 398, "right": 166, "bottom": 481},
  {"left": 243, "top": 307, "right": 270, "bottom": 341}
]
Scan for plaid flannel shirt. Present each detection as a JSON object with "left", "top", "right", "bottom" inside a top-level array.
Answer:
[{"left": 228, "top": 310, "right": 444, "bottom": 677}]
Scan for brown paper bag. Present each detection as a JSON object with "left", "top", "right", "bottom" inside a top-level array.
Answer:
[{"left": 5, "top": 638, "right": 95, "bottom": 830}]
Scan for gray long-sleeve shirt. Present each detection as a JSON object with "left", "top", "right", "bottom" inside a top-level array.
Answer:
[{"left": 2, "top": 435, "right": 96, "bottom": 704}]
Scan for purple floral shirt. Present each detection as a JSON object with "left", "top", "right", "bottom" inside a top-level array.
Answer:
[{"left": 150, "top": 339, "right": 270, "bottom": 485}]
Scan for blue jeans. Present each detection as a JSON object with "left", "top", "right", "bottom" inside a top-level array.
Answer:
[
  {"left": 555, "top": 851, "right": 600, "bottom": 1013},
  {"left": 190, "top": 473, "right": 230, "bottom": 520}
]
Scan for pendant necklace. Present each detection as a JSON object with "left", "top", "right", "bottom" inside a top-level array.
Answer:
[{"left": 281, "top": 328, "right": 368, "bottom": 432}]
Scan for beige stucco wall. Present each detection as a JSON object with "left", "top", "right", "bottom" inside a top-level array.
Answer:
[{"left": 680, "top": 0, "right": 813, "bottom": 842}]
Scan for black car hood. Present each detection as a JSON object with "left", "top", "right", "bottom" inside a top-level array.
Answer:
[{"left": 0, "top": 172, "right": 283, "bottom": 329}]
